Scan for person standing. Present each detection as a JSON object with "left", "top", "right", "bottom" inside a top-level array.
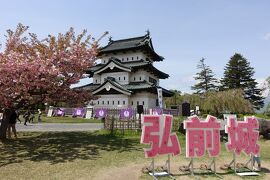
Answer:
[
  {"left": 7, "top": 109, "right": 18, "bottom": 139},
  {"left": 38, "top": 109, "right": 42, "bottom": 123}
]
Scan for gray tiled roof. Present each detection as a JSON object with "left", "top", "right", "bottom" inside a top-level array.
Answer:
[
  {"left": 86, "top": 58, "right": 169, "bottom": 79},
  {"left": 78, "top": 80, "right": 173, "bottom": 97},
  {"left": 99, "top": 36, "right": 147, "bottom": 52},
  {"left": 123, "top": 81, "right": 153, "bottom": 90},
  {"left": 98, "top": 34, "right": 163, "bottom": 61}
]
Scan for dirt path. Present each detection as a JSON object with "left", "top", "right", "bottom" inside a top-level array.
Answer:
[
  {"left": 16, "top": 123, "right": 103, "bottom": 132},
  {"left": 93, "top": 158, "right": 270, "bottom": 180}
]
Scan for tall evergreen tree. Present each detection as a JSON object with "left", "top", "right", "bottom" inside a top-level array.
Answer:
[
  {"left": 191, "top": 58, "right": 218, "bottom": 94},
  {"left": 221, "top": 53, "right": 264, "bottom": 109}
]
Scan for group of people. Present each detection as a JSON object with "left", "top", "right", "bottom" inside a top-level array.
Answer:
[{"left": 4, "top": 108, "right": 42, "bottom": 139}]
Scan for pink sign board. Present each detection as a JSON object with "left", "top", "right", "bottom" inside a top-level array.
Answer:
[
  {"left": 184, "top": 115, "right": 221, "bottom": 158},
  {"left": 225, "top": 116, "right": 260, "bottom": 155},
  {"left": 140, "top": 115, "right": 181, "bottom": 158}
]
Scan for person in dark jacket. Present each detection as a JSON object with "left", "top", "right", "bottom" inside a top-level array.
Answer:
[
  {"left": 23, "top": 110, "right": 30, "bottom": 126},
  {"left": 7, "top": 109, "right": 18, "bottom": 138}
]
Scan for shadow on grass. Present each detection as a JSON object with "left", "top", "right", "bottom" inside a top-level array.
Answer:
[
  {"left": 0, "top": 131, "right": 141, "bottom": 166},
  {"left": 261, "top": 167, "right": 270, "bottom": 174}
]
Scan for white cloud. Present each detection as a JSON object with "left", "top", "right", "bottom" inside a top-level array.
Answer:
[{"left": 263, "top": 32, "right": 270, "bottom": 40}]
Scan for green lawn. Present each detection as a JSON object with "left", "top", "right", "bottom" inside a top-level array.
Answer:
[{"left": 0, "top": 130, "right": 269, "bottom": 179}]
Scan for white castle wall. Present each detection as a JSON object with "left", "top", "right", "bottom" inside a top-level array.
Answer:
[
  {"left": 100, "top": 72, "right": 129, "bottom": 84},
  {"left": 130, "top": 70, "right": 159, "bottom": 85},
  {"left": 93, "top": 92, "right": 158, "bottom": 109},
  {"left": 100, "top": 51, "right": 151, "bottom": 64},
  {"left": 93, "top": 94, "right": 129, "bottom": 108}
]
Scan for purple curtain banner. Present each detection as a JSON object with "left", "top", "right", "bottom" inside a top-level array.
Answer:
[
  {"left": 120, "top": 108, "right": 133, "bottom": 120},
  {"left": 95, "top": 108, "right": 107, "bottom": 118},
  {"left": 152, "top": 108, "right": 163, "bottom": 115}
]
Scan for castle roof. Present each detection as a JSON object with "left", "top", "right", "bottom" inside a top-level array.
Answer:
[
  {"left": 86, "top": 57, "right": 169, "bottom": 79},
  {"left": 80, "top": 79, "right": 174, "bottom": 97},
  {"left": 98, "top": 33, "right": 164, "bottom": 61}
]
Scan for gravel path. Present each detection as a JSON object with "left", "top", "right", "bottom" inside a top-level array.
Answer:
[{"left": 16, "top": 122, "right": 103, "bottom": 132}]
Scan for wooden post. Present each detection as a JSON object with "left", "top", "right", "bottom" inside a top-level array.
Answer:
[
  {"left": 152, "top": 158, "right": 155, "bottom": 176},
  {"left": 233, "top": 152, "right": 236, "bottom": 173},
  {"left": 251, "top": 154, "right": 254, "bottom": 171},
  {"left": 213, "top": 157, "right": 216, "bottom": 174},
  {"left": 167, "top": 154, "right": 171, "bottom": 174},
  {"left": 110, "top": 116, "right": 115, "bottom": 134},
  {"left": 191, "top": 158, "right": 194, "bottom": 176},
  {"left": 139, "top": 113, "right": 142, "bottom": 129}
]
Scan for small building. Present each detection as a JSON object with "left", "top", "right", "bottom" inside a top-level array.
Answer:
[{"left": 81, "top": 32, "right": 173, "bottom": 109}]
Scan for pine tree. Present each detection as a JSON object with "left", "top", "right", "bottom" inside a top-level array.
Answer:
[
  {"left": 191, "top": 58, "right": 218, "bottom": 94},
  {"left": 221, "top": 53, "right": 264, "bottom": 109}
]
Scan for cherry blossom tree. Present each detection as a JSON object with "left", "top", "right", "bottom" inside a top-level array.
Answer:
[{"left": 0, "top": 23, "right": 107, "bottom": 139}]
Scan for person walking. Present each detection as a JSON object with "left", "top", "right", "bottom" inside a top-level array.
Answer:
[
  {"left": 7, "top": 109, "right": 18, "bottom": 139},
  {"left": 23, "top": 110, "right": 30, "bottom": 126},
  {"left": 29, "top": 110, "right": 35, "bottom": 123},
  {"left": 16, "top": 109, "right": 21, "bottom": 123}
]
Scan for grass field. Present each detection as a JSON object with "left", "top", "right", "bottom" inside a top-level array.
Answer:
[{"left": 0, "top": 130, "right": 269, "bottom": 180}]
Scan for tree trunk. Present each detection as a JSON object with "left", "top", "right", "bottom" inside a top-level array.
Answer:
[{"left": 0, "top": 109, "right": 11, "bottom": 140}]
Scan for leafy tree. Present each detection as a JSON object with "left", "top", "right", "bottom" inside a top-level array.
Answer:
[
  {"left": 203, "top": 89, "right": 254, "bottom": 116},
  {"left": 0, "top": 24, "right": 107, "bottom": 139},
  {"left": 221, "top": 53, "right": 264, "bottom": 109},
  {"left": 191, "top": 58, "right": 218, "bottom": 94},
  {"left": 165, "top": 90, "right": 182, "bottom": 107},
  {"left": 165, "top": 91, "right": 203, "bottom": 111}
]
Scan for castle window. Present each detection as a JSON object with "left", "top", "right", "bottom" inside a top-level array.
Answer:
[
  {"left": 102, "top": 101, "right": 104, "bottom": 105},
  {"left": 107, "top": 101, "right": 109, "bottom": 105},
  {"left": 118, "top": 101, "right": 120, "bottom": 105},
  {"left": 131, "top": 101, "right": 133, "bottom": 105},
  {"left": 122, "top": 58, "right": 124, "bottom": 61},
  {"left": 137, "top": 101, "right": 139, "bottom": 105},
  {"left": 143, "top": 101, "right": 145, "bottom": 105},
  {"left": 123, "top": 101, "right": 125, "bottom": 105},
  {"left": 139, "top": 77, "right": 142, "bottom": 81},
  {"left": 132, "top": 57, "right": 134, "bottom": 60},
  {"left": 134, "top": 77, "right": 136, "bottom": 81},
  {"left": 137, "top": 56, "right": 139, "bottom": 60},
  {"left": 124, "top": 76, "right": 126, "bottom": 80},
  {"left": 97, "top": 101, "right": 99, "bottom": 105},
  {"left": 119, "top": 77, "right": 121, "bottom": 81},
  {"left": 112, "top": 101, "right": 114, "bottom": 105},
  {"left": 127, "top": 57, "right": 129, "bottom": 60}
]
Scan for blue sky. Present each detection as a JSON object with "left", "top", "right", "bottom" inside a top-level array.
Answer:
[{"left": 1, "top": 0, "right": 270, "bottom": 93}]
